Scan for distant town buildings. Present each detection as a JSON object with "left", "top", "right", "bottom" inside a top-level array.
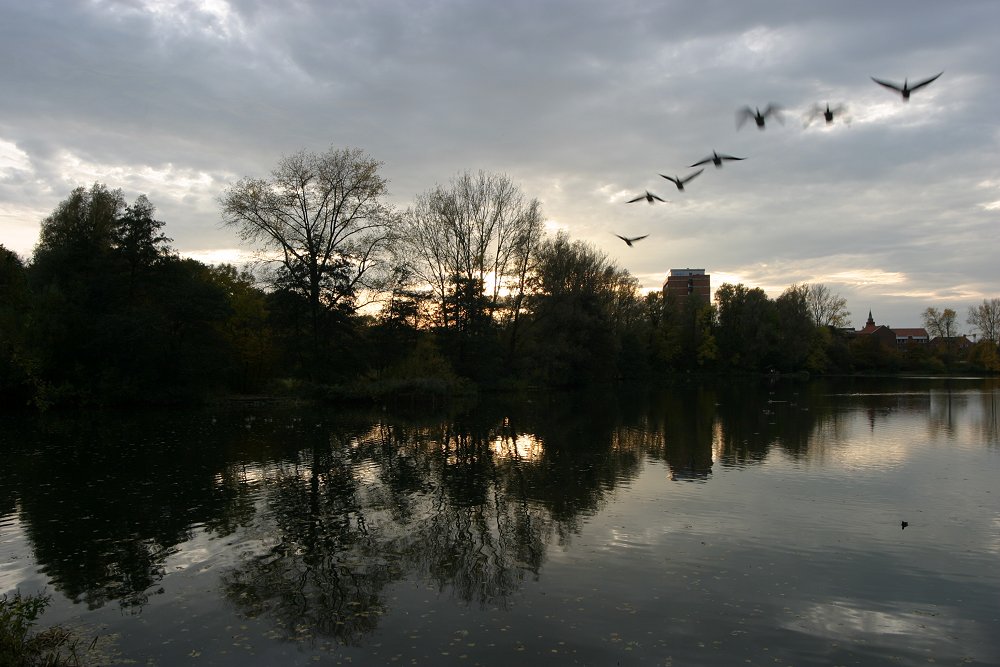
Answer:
[
  {"left": 663, "top": 268, "right": 711, "bottom": 301},
  {"left": 851, "top": 311, "right": 972, "bottom": 349}
]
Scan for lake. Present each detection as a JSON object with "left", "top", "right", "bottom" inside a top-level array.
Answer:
[{"left": 2, "top": 377, "right": 999, "bottom": 665}]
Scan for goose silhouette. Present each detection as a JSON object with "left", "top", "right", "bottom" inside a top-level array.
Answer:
[
  {"left": 871, "top": 72, "right": 943, "bottom": 101},
  {"left": 737, "top": 104, "right": 783, "bottom": 130},
  {"left": 627, "top": 190, "right": 668, "bottom": 204},
  {"left": 690, "top": 151, "right": 745, "bottom": 169},
  {"left": 805, "top": 103, "right": 847, "bottom": 126},
  {"left": 660, "top": 168, "right": 704, "bottom": 191},
  {"left": 614, "top": 234, "right": 648, "bottom": 247}
]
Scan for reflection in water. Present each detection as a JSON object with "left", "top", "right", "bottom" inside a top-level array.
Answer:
[{"left": 2, "top": 377, "right": 999, "bottom": 663}]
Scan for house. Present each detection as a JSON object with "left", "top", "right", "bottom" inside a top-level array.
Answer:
[
  {"left": 894, "top": 328, "right": 929, "bottom": 347},
  {"left": 855, "top": 311, "right": 897, "bottom": 347},
  {"left": 930, "top": 335, "right": 975, "bottom": 351},
  {"left": 855, "top": 311, "right": 929, "bottom": 349}
]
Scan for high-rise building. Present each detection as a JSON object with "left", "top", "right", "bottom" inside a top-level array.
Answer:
[{"left": 662, "top": 268, "right": 711, "bottom": 301}]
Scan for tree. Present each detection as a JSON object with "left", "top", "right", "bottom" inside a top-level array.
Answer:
[
  {"left": 713, "top": 283, "right": 777, "bottom": 371},
  {"left": 967, "top": 298, "right": 1000, "bottom": 344},
  {"left": 220, "top": 147, "right": 398, "bottom": 364},
  {"left": 520, "top": 233, "right": 639, "bottom": 385},
  {"left": 26, "top": 185, "right": 246, "bottom": 404},
  {"left": 0, "top": 246, "right": 31, "bottom": 402},
  {"left": 922, "top": 307, "right": 957, "bottom": 339},
  {"left": 112, "top": 194, "right": 172, "bottom": 298},
  {"left": 804, "top": 283, "right": 850, "bottom": 327},
  {"left": 35, "top": 183, "right": 125, "bottom": 258},
  {"left": 774, "top": 284, "right": 818, "bottom": 371},
  {"left": 398, "top": 171, "right": 544, "bottom": 332}
]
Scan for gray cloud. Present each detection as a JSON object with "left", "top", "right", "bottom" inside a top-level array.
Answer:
[{"left": 1, "top": 0, "right": 998, "bottom": 328}]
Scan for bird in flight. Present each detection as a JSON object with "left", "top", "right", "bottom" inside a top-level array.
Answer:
[
  {"left": 627, "top": 190, "right": 668, "bottom": 204},
  {"left": 737, "top": 104, "right": 783, "bottom": 130},
  {"left": 804, "top": 103, "right": 848, "bottom": 126},
  {"left": 660, "top": 168, "right": 704, "bottom": 191},
  {"left": 614, "top": 234, "right": 648, "bottom": 247},
  {"left": 871, "top": 72, "right": 943, "bottom": 101},
  {"left": 690, "top": 151, "right": 745, "bottom": 168}
]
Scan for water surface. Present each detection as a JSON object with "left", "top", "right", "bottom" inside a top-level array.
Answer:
[{"left": 2, "top": 377, "right": 999, "bottom": 665}]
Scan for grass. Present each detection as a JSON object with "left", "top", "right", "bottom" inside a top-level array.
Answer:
[{"left": 0, "top": 591, "right": 110, "bottom": 667}]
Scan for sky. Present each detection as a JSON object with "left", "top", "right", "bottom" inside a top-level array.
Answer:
[{"left": 1, "top": 0, "right": 998, "bottom": 330}]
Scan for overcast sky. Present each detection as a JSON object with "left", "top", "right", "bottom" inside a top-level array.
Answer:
[{"left": 2, "top": 0, "right": 998, "bottom": 329}]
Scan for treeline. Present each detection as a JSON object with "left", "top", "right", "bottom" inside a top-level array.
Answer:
[{"left": 2, "top": 149, "right": 998, "bottom": 408}]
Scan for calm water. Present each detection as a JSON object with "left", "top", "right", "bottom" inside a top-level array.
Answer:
[{"left": 2, "top": 377, "right": 999, "bottom": 666}]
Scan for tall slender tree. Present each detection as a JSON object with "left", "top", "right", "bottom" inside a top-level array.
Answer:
[{"left": 398, "top": 171, "right": 544, "bottom": 331}]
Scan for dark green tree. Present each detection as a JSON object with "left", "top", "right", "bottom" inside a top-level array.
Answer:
[
  {"left": 26, "top": 185, "right": 236, "bottom": 404},
  {"left": 0, "top": 246, "right": 32, "bottom": 404},
  {"left": 520, "top": 234, "right": 639, "bottom": 385},
  {"left": 773, "top": 284, "right": 818, "bottom": 371},
  {"left": 112, "top": 194, "right": 172, "bottom": 300},
  {"left": 713, "top": 283, "right": 778, "bottom": 371}
]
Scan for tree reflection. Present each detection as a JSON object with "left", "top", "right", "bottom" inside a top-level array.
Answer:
[
  {"left": 10, "top": 378, "right": 996, "bottom": 648},
  {"left": 219, "top": 394, "right": 650, "bottom": 642},
  {"left": 645, "top": 383, "right": 716, "bottom": 480},
  {"left": 6, "top": 414, "right": 241, "bottom": 610},
  {"left": 222, "top": 429, "right": 398, "bottom": 643}
]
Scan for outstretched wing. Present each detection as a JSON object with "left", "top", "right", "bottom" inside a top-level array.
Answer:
[
  {"left": 717, "top": 153, "right": 745, "bottom": 162},
  {"left": 631, "top": 235, "right": 649, "bottom": 243},
  {"left": 735, "top": 106, "right": 754, "bottom": 130},
  {"left": 649, "top": 192, "right": 666, "bottom": 202},
  {"left": 871, "top": 76, "right": 903, "bottom": 93},
  {"left": 681, "top": 168, "right": 704, "bottom": 183},
  {"left": 763, "top": 104, "right": 784, "bottom": 124},
  {"left": 626, "top": 195, "right": 645, "bottom": 203},
  {"left": 909, "top": 71, "right": 943, "bottom": 92},
  {"left": 659, "top": 174, "right": 680, "bottom": 186},
  {"left": 689, "top": 157, "right": 712, "bottom": 168}
]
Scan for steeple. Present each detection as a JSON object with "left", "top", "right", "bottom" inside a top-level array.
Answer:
[{"left": 866, "top": 310, "right": 875, "bottom": 328}]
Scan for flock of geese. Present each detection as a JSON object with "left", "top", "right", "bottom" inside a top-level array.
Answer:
[{"left": 613, "top": 72, "right": 944, "bottom": 248}]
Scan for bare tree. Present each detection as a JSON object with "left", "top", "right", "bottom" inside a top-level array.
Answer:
[
  {"left": 221, "top": 147, "right": 397, "bottom": 348},
  {"left": 804, "top": 283, "right": 850, "bottom": 327},
  {"left": 967, "top": 298, "right": 1000, "bottom": 344},
  {"left": 923, "top": 307, "right": 957, "bottom": 339},
  {"left": 398, "top": 171, "right": 544, "bottom": 331}
]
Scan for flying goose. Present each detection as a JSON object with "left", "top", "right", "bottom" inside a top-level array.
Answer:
[
  {"left": 690, "top": 151, "right": 745, "bottom": 168},
  {"left": 871, "top": 72, "right": 943, "bottom": 101},
  {"left": 737, "top": 104, "right": 783, "bottom": 130},
  {"left": 627, "top": 190, "right": 668, "bottom": 204},
  {"left": 660, "top": 168, "right": 704, "bottom": 191},
  {"left": 614, "top": 234, "right": 648, "bottom": 247}
]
